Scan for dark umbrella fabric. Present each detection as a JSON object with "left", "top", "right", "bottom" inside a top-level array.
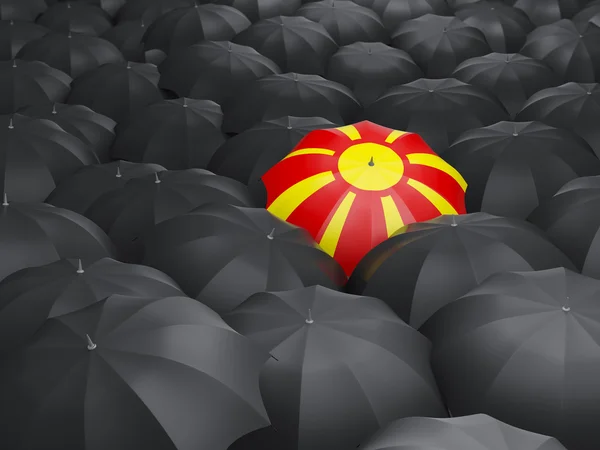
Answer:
[
  {"left": 116, "top": 0, "right": 195, "bottom": 25},
  {"left": 36, "top": 3, "right": 112, "bottom": 36},
  {"left": 452, "top": 53, "right": 560, "bottom": 118},
  {"left": 325, "top": 41, "right": 423, "bottom": 106},
  {"left": 101, "top": 19, "right": 147, "bottom": 62},
  {"left": 111, "top": 98, "right": 226, "bottom": 170},
  {"left": 0, "top": 293, "right": 270, "bottom": 450},
  {"left": 224, "top": 72, "right": 360, "bottom": 134},
  {"left": 0, "top": 0, "right": 46, "bottom": 22},
  {"left": 443, "top": 121, "right": 600, "bottom": 219},
  {"left": 359, "top": 414, "right": 567, "bottom": 450},
  {"left": 573, "top": 0, "right": 600, "bottom": 25},
  {"left": 391, "top": 14, "right": 491, "bottom": 78},
  {"left": 420, "top": 267, "right": 600, "bottom": 450},
  {"left": 142, "top": 203, "right": 347, "bottom": 314},
  {"left": 46, "top": 160, "right": 166, "bottom": 215},
  {"left": 76, "top": 0, "right": 126, "bottom": 18},
  {"left": 514, "top": 0, "right": 588, "bottom": 26},
  {"left": 364, "top": 77, "right": 509, "bottom": 155},
  {"left": 346, "top": 213, "right": 576, "bottom": 329},
  {"left": 0, "top": 20, "right": 48, "bottom": 60},
  {"left": 555, "top": 174, "right": 600, "bottom": 195},
  {"left": 0, "top": 257, "right": 183, "bottom": 353},
  {"left": 211, "top": 0, "right": 301, "bottom": 23},
  {"left": 223, "top": 285, "right": 447, "bottom": 450},
  {"left": 232, "top": 16, "right": 338, "bottom": 76},
  {"left": 371, "top": 0, "right": 451, "bottom": 33}
]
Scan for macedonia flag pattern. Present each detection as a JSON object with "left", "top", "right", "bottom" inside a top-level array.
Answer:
[{"left": 262, "top": 121, "right": 467, "bottom": 275}]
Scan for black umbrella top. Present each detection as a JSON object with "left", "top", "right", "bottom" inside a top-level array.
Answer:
[
  {"left": 0, "top": 19, "right": 48, "bottom": 60},
  {"left": 36, "top": 2, "right": 113, "bottom": 36},
  {"left": 77, "top": 0, "right": 127, "bottom": 18},
  {"left": 514, "top": 0, "right": 588, "bottom": 26},
  {"left": 555, "top": 174, "right": 600, "bottom": 195},
  {"left": 101, "top": 18, "right": 148, "bottom": 63},
  {"left": 116, "top": 0, "right": 195, "bottom": 24},
  {"left": 0, "top": 0, "right": 47, "bottom": 22},
  {"left": 370, "top": 0, "right": 452, "bottom": 32},
  {"left": 211, "top": 0, "right": 301, "bottom": 23}
]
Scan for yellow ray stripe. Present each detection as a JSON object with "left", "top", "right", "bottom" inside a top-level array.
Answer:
[
  {"left": 381, "top": 195, "right": 404, "bottom": 237},
  {"left": 385, "top": 130, "right": 407, "bottom": 143},
  {"left": 406, "top": 153, "right": 468, "bottom": 191},
  {"left": 336, "top": 125, "right": 361, "bottom": 141},
  {"left": 407, "top": 178, "right": 458, "bottom": 215},
  {"left": 318, "top": 191, "right": 356, "bottom": 256},
  {"left": 283, "top": 148, "right": 336, "bottom": 160}
]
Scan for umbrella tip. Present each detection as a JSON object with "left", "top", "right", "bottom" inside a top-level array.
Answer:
[
  {"left": 126, "top": 61, "right": 131, "bottom": 69},
  {"left": 305, "top": 308, "right": 314, "bottom": 324},
  {"left": 154, "top": 172, "right": 161, "bottom": 183},
  {"left": 267, "top": 228, "right": 275, "bottom": 239},
  {"left": 562, "top": 306, "right": 571, "bottom": 312},
  {"left": 451, "top": 215, "right": 457, "bottom": 226},
  {"left": 293, "top": 73, "right": 298, "bottom": 81},
  {"left": 141, "top": 18, "right": 145, "bottom": 27},
  {"left": 9, "top": 19, "right": 13, "bottom": 25},
  {"left": 116, "top": 166, "right": 122, "bottom": 177},
  {"left": 68, "top": 31, "right": 72, "bottom": 38},
  {"left": 588, "top": 91, "right": 593, "bottom": 95},
  {"left": 368, "top": 156, "right": 374, "bottom": 166},
  {"left": 52, "top": 103, "right": 57, "bottom": 114},
  {"left": 76, "top": 259, "right": 84, "bottom": 273},
  {"left": 183, "top": 97, "right": 188, "bottom": 107},
  {"left": 86, "top": 334, "right": 97, "bottom": 350},
  {"left": 228, "top": 42, "right": 232, "bottom": 52},
  {"left": 2, "top": 193, "right": 8, "bottom": 206},
  {"left": 12, "top": 59, "right": 16, "bottom": 68},
  {"left": 8, "top": 117, "right": 13, "bottom": 129},
  {"left": 67, "top": 2, "right": 71, "bottom": 7}
]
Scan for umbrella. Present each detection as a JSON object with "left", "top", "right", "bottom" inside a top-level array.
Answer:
[
  {"left": 294, "top": 0, "right": 389, "bottom": 46},
  {"left": 359, "top": 414, "right": 567, "bottom": 450},
  {"left": 262, "top": 120, "right": 467, "bottom": 275},
  {"left": 101, "top": 19, "right": 147, "bottom": 62},
  {"left": 516, "top": 82, "right": 600, "bottom": 158},
  {"left": 211, "top": 0, "right": 301, "bottom": 23},
  {"left": 223, "top": 285, "right": 448, "bottom": 450},
  {"left": 573, "top": 0, "right": 600, "bottom": 25},
  {"left": 142, "top": 203, "right": 347, "bottom": 314},
  {"left": 364, "top": 77, "right": 510, "bottom": 155},
  {"left": 0, "top": 20, "right": 48, "bottom": 60},
  {"left": 46, "top": 160, "right": 166, "bottom": 214},
  {"left": 453, "top": 1, "right": 534, "bottom": 53},
  {"left": 0, "top": 59, "right": 71, "bottom": 113},
  {"left": 555, "top": 174, "right": 600, "bottom": 194},
  {"left": 0, "top": 113, "right": 99, "bottom": 202},
  {"left": 232, "top": 16, "right": 337, "bottom": 76},
  {"left": 520, "top": 19, "right": 600, "bottom": 83},
  {"left": 0, "top": 0, "right": 46, "bottom": 21},
  {"left": 111, "top": 98, "right": 227, "bottom": 170},
  {"left": 20, "top": 103, "right": 116, "bottom": 162},
  {"left": 420, "top": 267, "right": 600, "bottom": 450},
  {"left": 116, "top": 0, "right": 195, "bottom": 24},
  {"left": 36, "top": 3, "right": 112, "bottom": 36},
  {"left": 67, "top": 62, "right": 163, "bottom": 124},
  {"left": 370, "top": 0, "right": 451, "bottom": 33},
  {"left": 158, "top": 41, "right": 281, "bottom": 108},
  {"left": 16, "top": 31, "right": 125, "bottom": 78},
  {"left": 346, "top": 213, "right": 576, "bottom": 328},
  {"left": 76, "top": 0, "right": 127, "bottom": 18},
  {"left": 0, "top": 257, "right": 183, "bottom": 353},
  {"left": 444, "top": 121, "right": 600, "bottom": 219},
  {"left": 452, "top": 53, "right": 561, "bottom": 118},
  {"left": 325, "top": 42, "right": 423, "bottom": 107},
  {"left": 391, "top": 14, "right": 491, "bottom": 78},
  {"left": 514, "top": 0, "right": 587, "bottom": 26},
  {"left": 223, "top": 72, "right": 361, "bottom": 134},
  {"left": 0, "top": 293, "right": 270, "bottom": 450}
]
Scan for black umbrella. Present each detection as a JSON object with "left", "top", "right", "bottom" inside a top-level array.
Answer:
[
  {"left": 0, "top": 293, "right": 270, "bottom": 450},
  {"left": 520, "top": 19, "right": 600, "bottom": 83},
  {"left": 0, "top": 0, "right": 46, "bottom": 22},
  {"left": 143, "top": 203, "right": 347, "bottom": 314},
  {"left": 391, "top": 14, "right": 491, "bottom": 78},
  {"left": 76, "top": 0, "right": 126, "bottom": 18},
  {"left": 452, "top": 53, "right": 561, "bottom": 118},
  {"left": 223, "top": 285, "right": 447, "bottom": 450},
  {"left": 0, "top": 19, "right": 48, "bottom": 60},
  {"left": 573, "top": 0, "right": 600, "bottom": 25},
  {"left": 46, "top": 160, "right": 166, "bottom": 214},
  {"left": 116, "top": 0, "right": 195, "bottom": 24},
  {"left": 444, "top": 121, "right": 600, "bottom": 219},
  {"left": 364, "top": 77, "right": 509, "bottom": 155},
  {"left": 555, "top": 174, "right": 600, "bottom": 194},
  {"left": 453, "top": 1, "right": 534, "bottom": 53},
  {"left": 158, "top": 41, "right": 280, "bottom": 108},
  {"left": 0, "top": 59, "right": 71, "bottom": 113},
  {"left": 371, "top": 0, "right": 451, "bottom": 33},
  {"left": 359, "top": 414, "right": 567, "bottom": 450},
  {"left": 0, "top": 257, "right": 183, "bottom": 353},
  {"left": 67, "top": 62, "right": 162, "bottom": 124},
  {"left": 224, "top": 72, "right": 360, "bottom": 134},
  {"left": 346, "top": 213, "right": 576, "bottom": 329},
  {"left": 16, "top": 31, "right": 125, "bottom": 78},
  {"left": 36, "top": 3, "right": 112, "bottom": 36},
  {"left": 101, "top": 19, "right": 147, "bottom": 62},
  {"left": 211, "top": 0, "right": 301, "bottom": 23},
  {"left": 420, "top": 267, "right": 600, "bottom": 450},
  {"left": 516, "top": 82, "right": 600, "bottom": 158},
  {"left": 514, "top": 0, "right": 587, "bottom": 26},
  {"left": 232, "top": 16, "right": 337, "bottom": 76},
  {"left": 111, "top": 98, "right": 227, "bottom": 170}
]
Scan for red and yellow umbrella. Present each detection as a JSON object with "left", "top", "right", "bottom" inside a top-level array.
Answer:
[{"left": 262, "top": 121, "right": 467, "bottom": 276}]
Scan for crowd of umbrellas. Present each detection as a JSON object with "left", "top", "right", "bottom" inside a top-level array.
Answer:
[{"left": 2, "top": 0, "right": 600, "bottom": 449}]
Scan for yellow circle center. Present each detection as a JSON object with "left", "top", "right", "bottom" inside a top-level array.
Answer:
[{"left": 337, "top": 143, "right": 404, "bottom": 191}]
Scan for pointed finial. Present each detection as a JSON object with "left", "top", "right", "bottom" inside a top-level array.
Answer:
[
  {"left": 2, "top": 193, "right": 8, "bottom": 206},
  {"left": 9, "top": 19, "right": 13, "bottom": 25},
  {"left": 183, "top": 97, "right": 188, "bottom": 107},
  {"left": 506, "top": 54, "right": 510, "bottom": 62},
  {"left": 451, "top": 215, "right": 457, "bottom": 226},
  {"left": 228, "top": 42, "right": 232, "bottom": 52},
  {"left": 68, "top": 31, "right": 72, "bottom": 38},
  {"left": 287, "top": 116, "right": 292, "bottom": 130},
  {"left": 8, "top": 117, "right": 13, "bottom": 129},
  {"left": 154, "top": 172, "right": 161, "bottom": 183},
  {"left": 562, "top": 296, "right": 571, "bottom": 312},
  {"left": 141, "top": 18, "right": 145, "bottom": 27},
  {"left": 86, "top": 334, "right": 97, "bottom": 350},
  {"left": 267, "top": 228, "right": 275, "bottom": 239},
  {"left": 368, "top": 47, "right": 372, "bottom": 55},
  {"left": 12, "top": 59, "right": 16, "bottom": 68},
  {"left": 67, "top": 2, "right": 71, "bottom": 7},
  {"left": 305, "top": 309, "right": 314, "bottom": 324},
  {"left": 51, "top": 103, "right": 57, "bottom": 114},
  {"left": 293, "top": 73, "right": 298, "bottom": 81},
  {"left": 368, "top": 156, "right": 374, "bottom": 166},
  {"left": 126, "top": 61, "right": 131, "bottom": 69},
  {"left": 76, "top": 259, "right": 84, "bottom": 273},
  {"left": 116, "top": 165, "right": 122, "bottom": 178}
]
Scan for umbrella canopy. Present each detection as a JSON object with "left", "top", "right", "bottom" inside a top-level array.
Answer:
[
  {"left": 101, "top": 19, "right": 147, "bottom": 62},
  {"left": 263, "top": 121, "right": 467, "bottom": 276},
  {"left": 391, "top": 14, "right": 491, "bottom": 78},
  {"left": 371, "top": 0, "right": 451, "bottom": 33},
  {"left": 364, "top": 77, "right": 510, "bottom": 155},
  {"left": 0, "top": 113, "right": 99, "bottom": 202},
  {"left": 232, "top": 16, "right": 338, "bottom": 76},
  {"left": 346, "top": 213, "right": 576, "bottom": 328},
  {"left": 142, "top": 203, "right": 347, "bottom": 314},
  {"left": 420, "top": 267, "right": 600, "bottom": 450},
  {"left": 224, "top": 72, "right": 361, "bottom": 134},
  {"left": 0, "top": 20, "right": 48, "bottom": 60},
  {"left": 452, "top": 53, "right": 560, "bottom": 118},
  {"left": 46, "top": 160, "right": 166, "bottom": 214},
  {"left": 0, "top": 293, "right": 270, "bottom": 450},
  {"left": 573, "top": 0, "right": 600, "bottom": 25},
  {"left": 223, "top": 285, "right": 448, "bottom": 450},
  {"left": 359, "top": 414, "right": 567, "bottom": 450},
  {"left": 0, "top": 0, "right": 46, "bottom": 21},
  {"left": 116, "top": 0, "right": 195, "bottom": 24},
  {"left": 111, "top": 98, "right": 226, "bottom": 170},
  {"left": 444, "top": 121, "right": 600, "bottom": 219},
  {"left": 75, "top": 0, "right": 126, "bottom": 18},
  {"left": 514, "top": 0, "right": 587, "bottom": 26},
  {"left": 555, "top": 174, "right": 600, "bottom": 194},
  {"left": 67, "top": 61, "right": 162, "bottom": 124},
  {"left": 0, "top": 59, "right": 71, "bottom": 113},
  {"left": 36, "top": 3, "right": 112, "bottom": 36},
  {"left": 211, "top": 0, "right": 301, "bottom": 23},
  {"left": 0, "top": 257, "right": 183, "bottom": 353},
  {"left": 325, "top": 42, "right": 423, "bottom": 106},
  {"left": 520, "top": 19, "right": 600, "bottom": 83},
  {"left": 516, "top": 82, "right": 600, "bottom": 159}
]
